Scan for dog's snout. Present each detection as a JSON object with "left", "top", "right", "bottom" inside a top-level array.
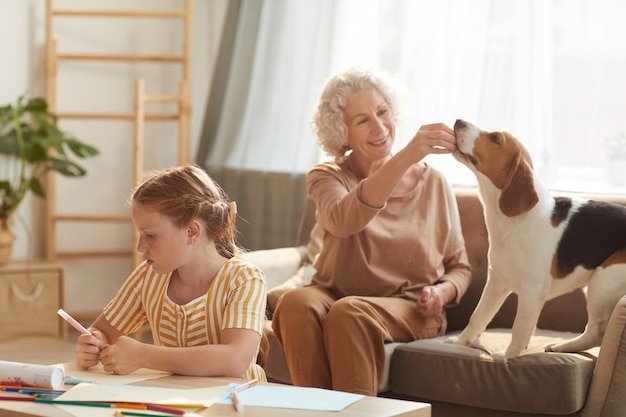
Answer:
[{"left": 454, "top": 119, "right": 467, "bottom": 130}]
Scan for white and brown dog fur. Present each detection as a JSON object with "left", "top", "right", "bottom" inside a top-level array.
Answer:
[{"left": 448, "top": 119, "right": 626, "bottom": 360}]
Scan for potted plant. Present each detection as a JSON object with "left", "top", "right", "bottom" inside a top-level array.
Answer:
[
  {"left": 0, "top": 94, "right": 99, "bottom": 264},
  {"left": 604, "top": 132, "right": 626, "bottom": 188}
]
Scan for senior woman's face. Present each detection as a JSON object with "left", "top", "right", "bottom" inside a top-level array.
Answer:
[{"left": 344, "top": 88, "right": 395, "bottom": 162}]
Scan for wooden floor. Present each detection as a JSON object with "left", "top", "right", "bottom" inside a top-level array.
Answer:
[
  {"left": 0, "top": 335, "right": 77, "bottom": 365},
  {"left": 0, "top": 322, "right": 153, "bottom": 366}
]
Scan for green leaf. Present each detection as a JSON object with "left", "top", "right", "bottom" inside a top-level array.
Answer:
[
  {"left": 28, "top": 178, "right": 45, "bottom": 198},
  {"left": 47, "top": 157, "right": 87, "bottom": 177},
  {"left": 24, "top": 97, "right": 49, "bottom": 114},
  {"left": 0, "top": 133, "right": 20, "bottom": 154},
  {"left": 66, "top": 139, "right": 99, "bottom": 158},
  {"left": 0, "top": 180, "right": 12, "bottom": 195},
  {"left": 0, "top": 93, "right": 99, "bottom": 217}
]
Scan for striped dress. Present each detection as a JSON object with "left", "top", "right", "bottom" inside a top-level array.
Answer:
[{"left": 102, "top": 257, "right": 267, "bottom": 381}]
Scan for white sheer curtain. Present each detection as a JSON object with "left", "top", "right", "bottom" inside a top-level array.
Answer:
[
  {"left": 204, "top": 0, "right": 626, "bottom": 192},
  {"left": 205, "top": 0, "right": 336, "bottom": 174},
  {"left": 325, "top": 0, "right": 626, "bottom": 192},
  {"left": 201, "top": 0, "right": 338, "bottom": 249},
  {"left": 201, "top": 0, "right": 626, "bottom": 249}
]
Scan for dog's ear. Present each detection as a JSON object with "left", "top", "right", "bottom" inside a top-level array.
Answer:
[{"left": 499, "top": 154, "right": 539, "bottom": 217}]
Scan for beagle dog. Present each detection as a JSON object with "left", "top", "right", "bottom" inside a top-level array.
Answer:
[{"left": 449, "top": 119, "right": 626, "bottom": 359}]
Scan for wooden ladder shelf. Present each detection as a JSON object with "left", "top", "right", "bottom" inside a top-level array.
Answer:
[{"left": 44, "top": 0, "right": 193, "bottom": 265}]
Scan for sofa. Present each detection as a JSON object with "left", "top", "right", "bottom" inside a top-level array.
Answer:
[{"left": 240, "top": 187, "right": 626, "bottom": 417}]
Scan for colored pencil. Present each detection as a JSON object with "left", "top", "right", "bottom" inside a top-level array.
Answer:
[
  {"left": 0, "top": 395, "right": 34, "bottom": 402},
  {"left": 0, "top": 385, "right": 62, "bottom": 392},
  {"left": 0, "top": 394, "right": 186, "bottom": 414},
  {"left": 114, "top": 411, "right": 182, "bottom": 417},
  {"left": 145, "top": 403, "right": 186, "bottom": 415},
  {"left": 64, "top": 376, "right": 94, "bottom": 385},
  {"left": 0, "top": 396, "right": 155, "bottom": 410},
  {"left": 43, "top": 399, "right": 113, "bottom": 407},
  {"left": 113, "top": 402, "right": 186, "bottom": 415},
  {"left": 0, "top": 396, "right": 111, "bottom": 407},
  {"left": 7, "top": 388, "right": 65, "bottom": 395},
  {"left": 114, "top": 403, "right": 150, "bottom": 410}
]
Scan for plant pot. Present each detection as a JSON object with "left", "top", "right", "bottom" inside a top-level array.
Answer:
[{"left": 0, "top": 217, "right": 16, "bottom": 265}]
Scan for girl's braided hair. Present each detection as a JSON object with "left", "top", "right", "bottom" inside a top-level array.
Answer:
[{"left": 132, "top": 164, "right": 238, "bottom": 258}]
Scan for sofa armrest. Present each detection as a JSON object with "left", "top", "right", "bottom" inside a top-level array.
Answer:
[
  {"left": 238, "top": 246, "right": 313, "bottom": 315},
  {"left": 582, "top": 295, "right": 626, "bottom": 417},
  {"left": 238, "top": 247, "right": 306, "bottom": 290}
]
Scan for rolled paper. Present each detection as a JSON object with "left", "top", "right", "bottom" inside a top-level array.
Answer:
[{"left": 0, "top": 360, "right": 65, "bottom": 389}]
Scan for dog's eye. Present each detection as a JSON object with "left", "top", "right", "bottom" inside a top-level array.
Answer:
[{"left": 489, "top": 133, "right": 500, "bottom": 145}]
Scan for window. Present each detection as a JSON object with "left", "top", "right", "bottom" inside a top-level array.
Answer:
[
  {"left": 328, "top": 0, "right": 626, "bottom": 193},
  {"left": 204, "top": 0, "right": 626, "bottom": 195}
]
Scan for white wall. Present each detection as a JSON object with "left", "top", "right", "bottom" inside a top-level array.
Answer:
[{"left": 0, "top": 0, "right": 228, "bottom": 314}]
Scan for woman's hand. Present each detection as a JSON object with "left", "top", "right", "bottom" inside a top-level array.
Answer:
[
  {"left": 404, "top": 123, "right": 456, "bottom": 162},
  {"left": 417, "top": 285, "right": 446, "bottom": 317},
  {"left": 417, "top": 281, "right": 457, "bottom": 317},
  {"left": 99, "top": 336, "right": 144, "bottom": 375},
  {"left": 75, "top": 329, "right": 108, "bottom": 369}
]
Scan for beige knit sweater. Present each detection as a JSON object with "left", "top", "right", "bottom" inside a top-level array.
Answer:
[{"left": 307, "top": 160, "right": 471, "bottom": 303}]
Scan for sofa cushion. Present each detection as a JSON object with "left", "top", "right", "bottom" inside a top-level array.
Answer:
[
  {"left": 264, "top": 321, "right": 292, "bottom": 384},
  {"left": 238, "top": 246, "right": 305, "bottom": 290},
  {"left": 389, "top": 329, "right": 598, "bottom": 415},
  {"left": 264, "top": 224, "right": 323, "bottom": 313},
  {"left": 266, "top": 265, "right": 315, "bottom": 314}
]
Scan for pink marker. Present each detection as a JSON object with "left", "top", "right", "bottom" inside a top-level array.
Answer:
[
  {"left": 230, "top": 379, "right": 257, "bottom": 413},
  {"left": 57, "top": 308, "right": 90, "bottom": 335},
  {"left": 233, "top": 378, "right": 258, "bottom": 393}
]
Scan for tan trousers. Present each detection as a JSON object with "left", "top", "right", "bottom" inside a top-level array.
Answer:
[{"left": 271, "top": 284, "right": 445, "bottom": 396}]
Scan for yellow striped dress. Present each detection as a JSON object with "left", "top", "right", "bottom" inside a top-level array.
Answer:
[{"left": 102, "top": 257, "right": 267, "bottom": 381}]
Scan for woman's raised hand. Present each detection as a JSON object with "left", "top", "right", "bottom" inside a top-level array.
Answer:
[{"left": 403, "top": 123, "right": 456, "bottom": 162}]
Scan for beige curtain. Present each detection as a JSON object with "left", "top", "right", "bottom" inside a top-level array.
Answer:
[
  {"left": 197, "top": 0, "right": 335, "bottom": 250},
  {"left": 206, "top": 168, "right": 308, "bottom": 251}
]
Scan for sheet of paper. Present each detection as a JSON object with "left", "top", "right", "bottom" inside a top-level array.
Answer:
[
  {"left": 56, "top": 382, "right": 228, "bottom": 407},
  {"left": 59, "top": 362, "right": 170, "bottom": 385},
  {"left": 218, "top": 384, "right": 364, "bottom": 411}
]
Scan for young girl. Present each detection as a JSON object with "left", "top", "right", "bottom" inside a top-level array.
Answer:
[{"left": 75, "top": 164, "right": 267, "bottom": 381}]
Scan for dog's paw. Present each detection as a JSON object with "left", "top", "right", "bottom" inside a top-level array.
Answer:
[
  {"left": 503, "top": 345, "right": 525, "bottom": 360},
  {"left": 544, "top": 342, "right": 562, "bottom": 353},
  {"left": 444, "top": 335, "right": 468, "bottom": 346},
  {"left": 491, "top": 350, "right": 509, "bottom": 363}
]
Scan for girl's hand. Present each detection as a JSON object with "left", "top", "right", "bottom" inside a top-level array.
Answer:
[
  {"left": 75, "top": 329, "right": 108, "bottom": 369},
  {"left": 99, "top": 336, "right": 143, "bottom": 375}
]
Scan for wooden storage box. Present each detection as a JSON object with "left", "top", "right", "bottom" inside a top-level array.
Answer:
[{"left": 0, "top": 262, "right": 64, "bottom": 341}]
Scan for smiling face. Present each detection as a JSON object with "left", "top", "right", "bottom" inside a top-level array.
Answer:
[
  {"left": 344, "top": 88, "right": 395, "bottom": 164},
  {"left": 132, "top": 203, "right": 191, "bottom": 274}
]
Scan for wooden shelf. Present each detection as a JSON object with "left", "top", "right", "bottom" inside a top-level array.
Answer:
[{"left": 53, "top": 9, "right": 186, "bottom": 18}]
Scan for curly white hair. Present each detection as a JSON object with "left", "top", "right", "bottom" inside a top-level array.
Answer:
[{"left": 311, "top": 67, "right": 404, "bottom": 161}]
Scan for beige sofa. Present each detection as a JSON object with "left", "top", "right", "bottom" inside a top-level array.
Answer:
[{"left": 241, "top": 187, "right": 626, "bottom": 417}]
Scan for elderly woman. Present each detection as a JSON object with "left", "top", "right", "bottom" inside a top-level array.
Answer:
[{"left": 272, "top": 67, "right": 471, "bottom": 396}]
